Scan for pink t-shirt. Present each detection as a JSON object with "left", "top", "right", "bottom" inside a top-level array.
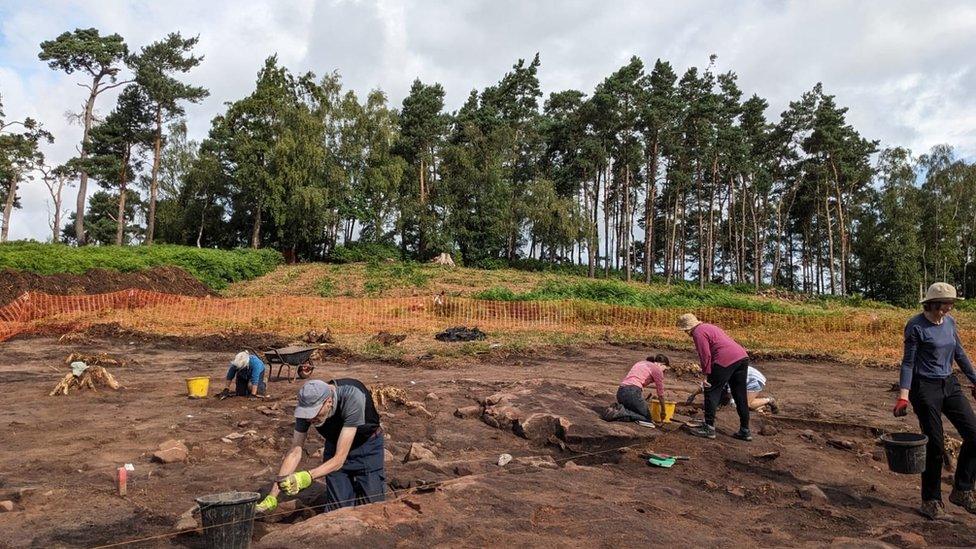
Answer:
[
  {"left": 690, "top": 323, "right": 748, "bottom": 375},
  {"left": 620, "top": 361, "right": 666, "bottom": 397}
]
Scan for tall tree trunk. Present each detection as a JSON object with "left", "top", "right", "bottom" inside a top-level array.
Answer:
[
  {"left": 115, "top": 146, "right": 131, "bottom": 246},
  {"left": 830, "top": 158, "right": 848, "bottom": 295},
  {"left": 250, "top": 205, "right": 262, "bottom": 249},
  {"left": 824, "top": 195, "right": 837, "bottom": 295},
  {"left": 603, "top": 165, "right": 611, "bottom": 277},
  {"left": 196, "top": 198, "right": 207, "bottom": 248},
  {"left": 590, "top": 171, "right": 600, "bottom": 278},
  {"left": 643, "top": 138, "right": 658, "bottom": 283},
  {"left": 624, "top": 164, "right": 631, "bottom": 281},
  {"left": 418, "top": 159, "right": 426, "bottom": 259},
  {"left": 146, "top": 105, "right": 163, "bottom": 245},
  {"left": 75, "top": 82, "right": 101, "bottom": 245},
  {"left": 1, "top": 180, "right": 15, "bottom": 242}
]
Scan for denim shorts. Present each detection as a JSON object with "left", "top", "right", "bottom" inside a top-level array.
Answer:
[{"left": 746, "top": 378, "right": 765, "bottom": 392}]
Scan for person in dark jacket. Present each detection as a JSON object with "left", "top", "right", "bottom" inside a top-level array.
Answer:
[
  {"left": 256, "top": 378, "right": 385, "bottom": 513},
  {"left": 894, "top": 282, "right": 976, "bottom": 520}
]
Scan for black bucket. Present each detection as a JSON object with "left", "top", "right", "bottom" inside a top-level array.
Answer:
[
  {"left": 881, "top": 432, "right": 928, "bottom": 474},
  {"left": 194, "top": 491, "right": 261, "bottom": 549}
]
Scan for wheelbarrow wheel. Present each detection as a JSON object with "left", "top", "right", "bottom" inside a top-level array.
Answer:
[{"left": 298, "top": 364, "right": 314, "bottom": 379}]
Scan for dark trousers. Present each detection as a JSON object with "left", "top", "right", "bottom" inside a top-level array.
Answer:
[
  {"left": 910, "top": 374, "right": 976, "bottom": 501},
  {"left": 318, "top": 433, "right": 386, "bottom": 512},
  {"left": 704, "top": 358, "right": 750, "bottom": 430},
  {"left": 616, "top": 385, "right": 652, "bottom": 422},
  {"left": 234, "top": 367, "right": 266, "bottom": 396}
]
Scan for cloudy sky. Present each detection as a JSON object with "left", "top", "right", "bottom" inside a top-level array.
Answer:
[{"left": 2, "top": 0, "right": 975, "bottom": 241}]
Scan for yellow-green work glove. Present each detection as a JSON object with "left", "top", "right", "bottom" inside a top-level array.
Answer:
[
  {"left": 256, "top": 494, "right": 277, "bottom": 512},
  {"left": 278, "top": 471, "right": 312, "bottom": 496}
]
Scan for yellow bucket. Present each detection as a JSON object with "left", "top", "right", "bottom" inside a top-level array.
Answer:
[
  {"left": 186, "top": 377, "right": 210, "bottom": 399},
  {"left": 651, "top": 401, "right": 676, "bottom": 423}
]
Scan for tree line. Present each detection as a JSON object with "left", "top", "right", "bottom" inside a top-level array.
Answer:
[{"left": 2, "top": 28, "right": 975, "bottom": 307}]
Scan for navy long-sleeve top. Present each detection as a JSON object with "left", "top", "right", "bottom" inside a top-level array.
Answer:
[{"left": 899, "top": 313, "right": 976, "bottom": 389}]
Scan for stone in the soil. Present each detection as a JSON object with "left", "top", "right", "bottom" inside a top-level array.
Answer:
[
  {"left": 872, "top": 449, "right": 885, "bottom": 462},
  {"left": 383, "top": 449, "right": 394, "bottom": 462},
  {"left": 405, "top": 401, "right": 434, "bottom": 419},
  {"left": 14, "top": 487, "right": 36, "bottom": 502},
  {"left": 452, "top": 461, "right": 490, "bottom": 477},
  {"left": 800, "top": 429, "right": 818, "bottom": 441},
  {"left": 514, "top": 455, "right": 558, "bottom": 469},
  {"left": 174, "top": 507, "right": 199, "bottom": 531},
  {"left": 497, "top": 453, "right": 513, "bottom": 466},
  {"left": 260, "top": 512, "right": 369, "bottom": 544},
  {"left": 403, "top": 442, "right": 436, "bottom": 463},
  {"left": 726, "top": 486, "right": 746, "bottom": 498},
  {"left": 152, "top": 439, "right": 189, "bottom": 463},
  {"left": 759, "top": 423, "right": 778, "bottom": 436},
  {"left": 0, "top": 501, "right": 14, "bottom": 512},
  {"left": 827, "top": 538, "right": 896, "bottom": 549},
  {"left": 425, "top": 392, "right": 439, "bottom": 400},
  {"left": 797, "top": 484, "right": 829, "bottom": 503},
  {"left": 453, "top": 405, "right": 482, "bottom": 419},
  {"left": 663, "top": 487, "right": 681, "bottom": 497},
  {"left": 880, "top": 531, "right": 926, "bottom": 548},
  {"left": 480, "top": 382, "right": 650, "bottom": 447}
]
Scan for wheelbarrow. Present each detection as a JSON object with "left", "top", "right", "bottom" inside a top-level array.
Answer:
[{"left": 253, "top": 345, "right": 317, "bottom": 382}]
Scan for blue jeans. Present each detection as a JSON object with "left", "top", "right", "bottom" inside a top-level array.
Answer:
[{"left": 318, "top": 432, "right": 386, "bottom": 511}]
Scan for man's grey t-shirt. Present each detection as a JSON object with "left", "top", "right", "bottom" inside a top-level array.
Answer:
[{"left": 295, "top": 379, "right": 380, "bottom": 448}]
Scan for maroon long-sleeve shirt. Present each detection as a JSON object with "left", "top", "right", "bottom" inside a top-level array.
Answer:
[{"left": 690, "top": 323, "right": 748, "bottom": 375}]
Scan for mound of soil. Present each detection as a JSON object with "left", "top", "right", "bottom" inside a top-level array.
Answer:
[
  {"left": 82, "top": 322, "right": 290, "bottom": 352},
  {"left": 0, "top": 266, "right": 213, "bottom": 305}
]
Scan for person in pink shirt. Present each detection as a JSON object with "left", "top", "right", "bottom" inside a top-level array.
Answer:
[
  {"left": 678, "top": 313, "right": 752, "bottom": 441},
  {"left": 604, "top": 354, "right": 670, "bottom": 426}
]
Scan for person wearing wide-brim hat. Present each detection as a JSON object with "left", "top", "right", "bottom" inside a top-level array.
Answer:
[
  {"left": 677, "top": 313, "right": 752, "bottom": 441},
  {"left": 894, "top": 282, "right": 976, "bottom": 520}
]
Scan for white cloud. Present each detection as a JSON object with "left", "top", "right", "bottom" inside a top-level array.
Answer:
[{"left": 2, "top": 0, "right": 974, "bottom": 241}]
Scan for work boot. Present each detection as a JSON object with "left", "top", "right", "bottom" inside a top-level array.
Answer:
[
  {"left": 732, "top": 428, "right": 753, "bottom": 441},
  {"left": 767, "top": 398, "right": 780, "bottom": 415},
  {"left": 949, "top": 489, "right": 976, "bottom": 514},
  {"left": 687, "top": 423, "right": 716, "bottom": 439},
  {"left": 635, "top": 420, "right": 656, "bottom": 429},
  {"left": 920, "top": 499, "right": 950, "bottom": 520}
]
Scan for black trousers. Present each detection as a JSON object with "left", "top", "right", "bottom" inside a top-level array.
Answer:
[
  {"left": 616, "top": 385, "right": 652, "bottom": 422},
  {"left": 910, "top": 374, "right": 976, "bottom": 501},
  {"left": 704, "top": 358, "right": 750, "bottom": 430}
]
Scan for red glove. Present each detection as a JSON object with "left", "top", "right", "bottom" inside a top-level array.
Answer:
[{"left": 893, "top": 398, "right": 909, "bottom": 417}]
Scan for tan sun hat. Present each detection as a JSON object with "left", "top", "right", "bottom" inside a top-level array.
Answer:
[
  {"left": 921, "top": 282, "right": 964, "bottom": 304},
  {"left": 677, "top": 313, "right": 702, "bottom": 331}
]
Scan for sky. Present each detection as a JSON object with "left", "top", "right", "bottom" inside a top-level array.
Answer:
[{"left": 2, "top": 0, "right": 975, "bottom": 241}]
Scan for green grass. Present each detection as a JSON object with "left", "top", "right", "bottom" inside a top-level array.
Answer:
[
  {"left": 474, "top": 278, "right": 839, "bottom": 315},
  {"left": 314, "top": 276, "right": 335, "bottom": 297},
  {"left": 0, "top": 242, "right": 282, "bottom": 290},
  {"left": 363, "top": 261, "right": 431, "bottom": 295}
]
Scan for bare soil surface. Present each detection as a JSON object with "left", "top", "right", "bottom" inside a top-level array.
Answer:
[
  {"left": 0, "top": 267, "right": 213, "bottom": 306},
  {"left": 1, "top": 335, "right": 974, "bottom": 548}
]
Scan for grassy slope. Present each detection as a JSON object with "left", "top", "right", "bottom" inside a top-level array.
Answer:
[
  {"left": 0, "top": 242, "right": 282, "bottom": 290},
  {"left": 224, "top": 261, "right": 904, "bottom": 317}
]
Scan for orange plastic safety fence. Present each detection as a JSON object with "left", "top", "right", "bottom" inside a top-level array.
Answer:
[{"left": 1, "top": 290, "right": 973, "bottom": 359}]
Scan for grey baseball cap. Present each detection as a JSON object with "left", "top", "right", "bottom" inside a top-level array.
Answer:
[{"left": 294, "top": 380, "right": 334, "bottom": 419}]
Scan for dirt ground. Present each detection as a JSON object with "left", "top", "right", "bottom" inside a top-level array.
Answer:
[
  {"left": 0, "top": 267, "right": 212, "bottom": 306},
  {"left": 1, "top": 334, "right": 975, "bottom": 548}
]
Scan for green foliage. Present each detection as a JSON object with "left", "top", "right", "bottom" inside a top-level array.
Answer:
[
  {"left": 473, "top": 278, "right": 832, "bottom": 315},
  {"left": 0, "top": 241, "right": 282, "bottom": 290},
  {"left": 314, "top": 276, "right": 335, "bottom": 297},
  {"left": 362, "top": 261, "right": 430, "bottom": 295},
  {"left": 329, "top": 242, "right": 401, "bottom": 263}
]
